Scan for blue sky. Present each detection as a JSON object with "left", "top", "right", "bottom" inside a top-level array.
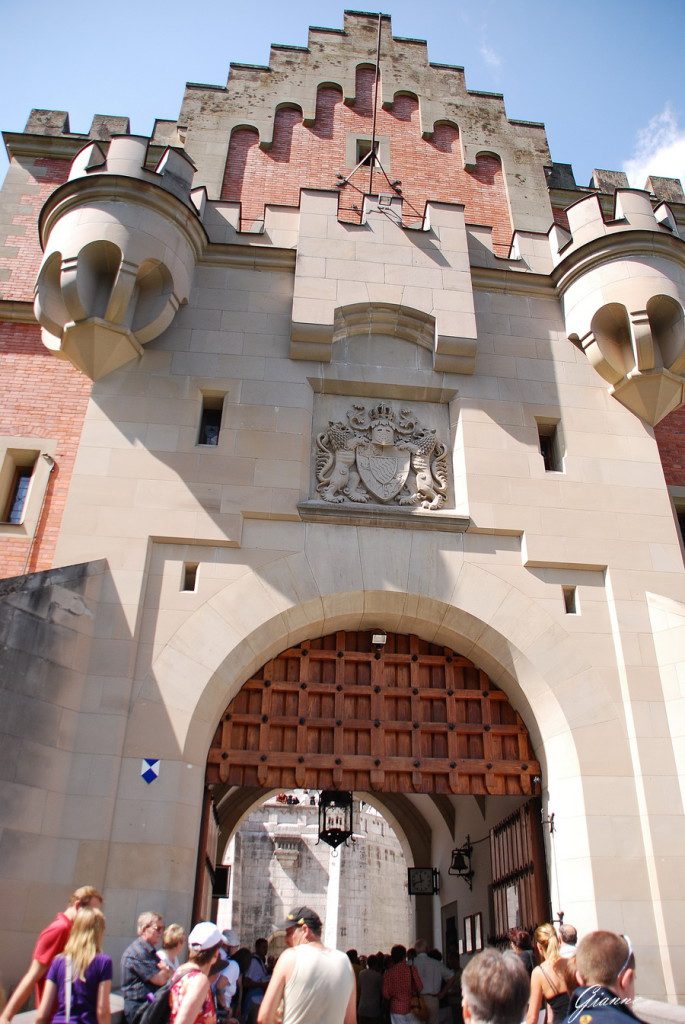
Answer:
[{"left": 2, "top": 0, "right": 685, "bottom": 190}]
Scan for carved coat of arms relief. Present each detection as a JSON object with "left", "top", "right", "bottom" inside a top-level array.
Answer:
[{"left": 315, "top": 402, "right": 448, "bottom": 511}]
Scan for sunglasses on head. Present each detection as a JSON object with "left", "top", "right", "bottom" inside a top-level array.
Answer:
[{"left": 618, "top": 935, "right": 633, "bottom": 976}]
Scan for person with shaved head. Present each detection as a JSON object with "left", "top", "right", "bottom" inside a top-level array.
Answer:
[{"left": 564, "top": 932, "right": 642, "bottom": 1024}]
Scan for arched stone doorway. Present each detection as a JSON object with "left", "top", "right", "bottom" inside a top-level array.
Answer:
[{"left": 195, "top": 630, "right": 547, "bottom": 944}]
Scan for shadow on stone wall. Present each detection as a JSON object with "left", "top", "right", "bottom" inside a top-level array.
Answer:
[{"left": 0, "top": 558, "right": 125, "bottom": 986}]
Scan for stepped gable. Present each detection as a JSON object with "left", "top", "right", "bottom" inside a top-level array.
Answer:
[{"left": 175, "top": 10, "right": 553, "bottom": 240}]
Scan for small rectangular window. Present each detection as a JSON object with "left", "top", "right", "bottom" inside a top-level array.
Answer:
[
  {"left": 197, "top": 394, "right": 224, "bottom": 446},
  {"left": 212, "top": 865, "right": 230, "bottom": 898},
  {"left": 356, "top": 139, "right": 378, "bottom": 166},
  {"left": 563, "top": 585, "right": 578, "bottom": 614},
  {"left": 182, "top": 562, "right": 199, "bottom": 592},
  {"left": 536, "top": 420, "right": 563, "bottom": 472},
  {"left": 677, "top": 509, "right": 685, "bottom": 547}
]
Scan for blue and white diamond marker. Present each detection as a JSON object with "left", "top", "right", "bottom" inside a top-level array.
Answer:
[{"left": 141, "top": 758, "right": 160, "bottom": 785}]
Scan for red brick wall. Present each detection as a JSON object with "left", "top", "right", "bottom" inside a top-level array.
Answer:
[
  {"left": 0, "top": 322, "right": 92, "bottom": 578},
  {"left": 655, "top": 407, "right": 685, "bottom": 487},
  {"left": 222, "top": 68, "right": 513, "bottom": 255},
  {"left": 0, "top": 156, "right": 70, "bottom": 301}
]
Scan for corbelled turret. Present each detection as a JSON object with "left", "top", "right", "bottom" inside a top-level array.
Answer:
[
  {"left": 550, "top": 187, "right": 685, "bottom": 424},
  {"left": 34, "top": 135, "right": 207, "bottom": 379}
]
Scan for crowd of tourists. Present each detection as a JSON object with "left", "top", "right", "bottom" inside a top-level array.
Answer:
[{"left": 0, "top": 887, "right": 641, "bottom": 1024}]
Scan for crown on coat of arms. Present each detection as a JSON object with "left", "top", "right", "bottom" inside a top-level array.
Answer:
[{"left": 369, "top": 402, "right": 396, "bottom": 427}]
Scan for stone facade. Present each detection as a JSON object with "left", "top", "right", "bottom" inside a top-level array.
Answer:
[
  {"left": 0, "top": 9, "right": 685, "bottom": 1006},
  {"left": 226, "top": 797, "right": 413, "bottom": 953}
]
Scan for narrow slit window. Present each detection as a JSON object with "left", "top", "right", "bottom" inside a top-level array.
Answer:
[
  {"left": 197, "top": 394, "right": 224, "bottom": 446},
  {"left": 182, "top": 562, "right": 199, "bottom": 592},
  {"left": 536, "top": 420, "right": 563, "bottom": 472},
  {"left": 2, "top": 452, "right": 38, "bottom": 525},
  {"left": 563, "top": 585, "right": 578, "bottom": 614},
  {"left": 5, "top": 466, "right": 33, "bottom": 524},
  {"left": 677, "top": 509, "right": 685, "bottom": 547}
]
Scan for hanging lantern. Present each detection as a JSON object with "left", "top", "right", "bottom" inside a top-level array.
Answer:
[{"left": 318, "top": 790, "right": 354, "bottom": 849}]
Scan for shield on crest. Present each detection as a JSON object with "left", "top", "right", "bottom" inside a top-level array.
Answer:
[{"left": 356, "top": 443, "right": 410, "bottom": 502}]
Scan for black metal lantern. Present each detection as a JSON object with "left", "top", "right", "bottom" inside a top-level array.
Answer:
[
  {"left": 318, "top": 790, "right": 354, "bottom": 849},
  {"left": 448, "top": 835, "right": 474, "bottom": 889}
]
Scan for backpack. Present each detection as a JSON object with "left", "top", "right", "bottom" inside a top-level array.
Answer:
[{"left": 132, "top": 969, "right": 201, "bottom": 1024}]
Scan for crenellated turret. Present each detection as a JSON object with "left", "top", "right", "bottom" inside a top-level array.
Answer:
[
  {"left": 550, "top": 187, "right": 685, "bottom": 424},
  {"left": 34, "top": 135, "right": 207, "bottom": 380}
]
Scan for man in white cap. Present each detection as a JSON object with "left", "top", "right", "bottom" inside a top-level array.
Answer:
[{"left": 258, "top": 906, "right": 355, "bottom": 1024}]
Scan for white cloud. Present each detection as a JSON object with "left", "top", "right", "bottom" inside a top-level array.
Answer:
[
  {"left": 480, "top": 43, "right": 501, "bottom": 69},
  {"left": 623, "top": 104, "right": 685, "bottom": 188}
]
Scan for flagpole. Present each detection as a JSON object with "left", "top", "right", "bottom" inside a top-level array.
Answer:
[{"left": 368, "top": 12, "right": 382, "bottom": 199}]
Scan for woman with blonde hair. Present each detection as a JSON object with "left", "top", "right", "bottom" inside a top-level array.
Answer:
[
  {"left": 36, "top": 907, "right": 112, "bottom": 1024},
  {"left": 525, "top": 924, "right": 570, "bottom": 1024},
  {"left": 159, "top": 926, "right": 186, "bottom": 972}
]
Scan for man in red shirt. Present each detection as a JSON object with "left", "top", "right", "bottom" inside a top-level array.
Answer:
[{"left": 0, "top": 885, "right": 103, "bottom": 1024}]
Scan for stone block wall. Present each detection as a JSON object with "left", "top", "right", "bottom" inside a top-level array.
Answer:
[
  {"left": 338, "top": 807, "right": 413, "bottom": 951},
  {"left": 0, "top": 561, "right": 113, "bottom": 989},
  {"left": 228, "top": 800, "right": 412, "bottom": 952}
]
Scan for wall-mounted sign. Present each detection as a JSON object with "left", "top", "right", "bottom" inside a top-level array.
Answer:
[{"left": 141, "top": 758, "right": 160, "bottom": 784}]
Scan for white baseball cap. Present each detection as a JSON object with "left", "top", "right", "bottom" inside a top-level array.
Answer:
[
  {"left": 222, "top": 929, "right": 239, "bottom": 947},
  {"left": 188, "top": 922, "right": 223, "bottom": 950}
]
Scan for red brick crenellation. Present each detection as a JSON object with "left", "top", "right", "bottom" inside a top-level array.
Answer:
[
  {"left": 655, "top": 407, "right": 685, "bottom": 487},
  {"left": 0, "top": 322, "right": 92, "bottom": 579},
  {"left": 0, "top": 156, "right": 70, "bottom": 303},
  {"left": 551, "top": 206, "right": 570, "bottom": 231},
  {"left": 222, "top": 68, "right": 513, "bottom": 254}
]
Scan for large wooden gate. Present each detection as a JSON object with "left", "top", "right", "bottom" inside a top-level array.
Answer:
[
  {"left": 206, "top": 631, "right": 541, "bottom": 796},
  {"left": 488, "top": 799, "right": 550, "bottom": 942}
]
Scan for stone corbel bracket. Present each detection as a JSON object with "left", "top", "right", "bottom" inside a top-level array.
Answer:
[
  {"left": 290, "top": 190, "right": 478, "bottom": 374},
  {"left": 550, "top": 188, "right": 685, "bottom": 424},
  {"left": 35, "top": 135, "right": 207, "bottom": 380}
]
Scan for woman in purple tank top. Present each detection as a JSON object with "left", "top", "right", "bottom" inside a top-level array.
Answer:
[{"left": 36, "top": 907, "right": 112, "bottom": 1024}]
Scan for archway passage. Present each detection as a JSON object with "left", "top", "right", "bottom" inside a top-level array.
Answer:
[{"left": 206, "top": 631, "right": 541, "bottom": 796}]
